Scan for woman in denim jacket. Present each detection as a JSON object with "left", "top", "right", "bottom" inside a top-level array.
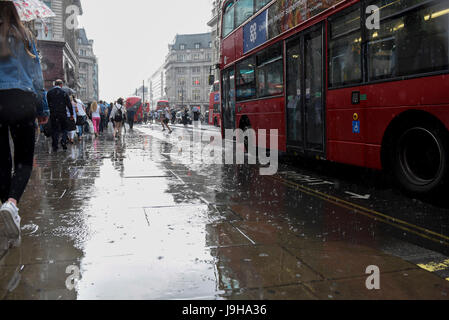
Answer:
[{"left": 0, "top": 1, "right": 49, "bottom": 246}]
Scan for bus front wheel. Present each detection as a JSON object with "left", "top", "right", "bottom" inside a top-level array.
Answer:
[{"left": 394, "top": 124, "right": 448, "bottom": 195}]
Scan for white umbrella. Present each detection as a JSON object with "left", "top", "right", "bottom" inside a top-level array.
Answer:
[{"left": 12, "top": 0, "right": 56, "bottom": 22}]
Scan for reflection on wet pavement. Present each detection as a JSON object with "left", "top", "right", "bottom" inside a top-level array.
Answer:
[{"left": 1, "top": 125, "right": 448, "bottom": 300}]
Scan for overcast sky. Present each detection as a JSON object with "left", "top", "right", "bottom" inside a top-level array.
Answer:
[{"left": 78, "top": 0, "right": 212, "bottom": 102}]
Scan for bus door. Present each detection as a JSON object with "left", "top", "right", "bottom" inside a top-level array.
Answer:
[
  {"left": 286, "top": 24, "right": 325, "bottom": 155},
  {"left": 221, "top": 67, "right": 236, "bottom": 131}
]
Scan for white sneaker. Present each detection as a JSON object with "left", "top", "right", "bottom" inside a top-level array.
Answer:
[{"left": 0, "top": 202, "right": 21, "bottom": 240}]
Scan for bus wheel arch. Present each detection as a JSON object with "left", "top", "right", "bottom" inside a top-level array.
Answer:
[{"left": 381, "top": 110, "right": 449, "bottom": 194}]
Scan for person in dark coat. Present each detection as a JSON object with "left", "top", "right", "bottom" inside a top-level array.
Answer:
[{"left": 46, "top": 79, "right": 74, "bottom": 152}]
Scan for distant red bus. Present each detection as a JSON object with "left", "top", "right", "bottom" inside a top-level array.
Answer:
[
  {"left": 125, "top": 96, "right": 143, "bottom": 122},
  {"left": 209, "top": 81, "right": 221, "bottom": 127},
  {"left": 156, "top": 100, "right": 169, "bottom": 112},
  {"left": 219, "top": 0, "right": 449, "bottom": 195}
]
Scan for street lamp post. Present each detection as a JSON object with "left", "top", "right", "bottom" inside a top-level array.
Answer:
[{"left": 181, "top": 87, "right": 184, "bottom": 110}]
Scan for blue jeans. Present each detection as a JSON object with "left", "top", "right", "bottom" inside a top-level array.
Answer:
[{"left": 76, "top": 116, "right": 86, "bottom": 137}]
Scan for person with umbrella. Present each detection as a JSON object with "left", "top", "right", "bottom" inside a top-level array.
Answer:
[{"left": 0, "top": 0, "right": 49, "bottom": 246}]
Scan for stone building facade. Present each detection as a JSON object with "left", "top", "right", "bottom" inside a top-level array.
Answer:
[
  {"left": 207, "top": 0, "right": 224, "bottom": 82},
  {"left": 35, "top": 0, "right": 83, "bottom": 91},
  {"left": 164, "top": 33, "right": 214, "bottom": 113},
  {"left": 148, "top": 66, "right": 166, "bottom": 110},
  {"left": 77, "top": 28, "right": 98, "bottom": 102}
]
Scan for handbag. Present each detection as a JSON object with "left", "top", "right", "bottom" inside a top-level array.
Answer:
[
  {"left": 43, "top": 121, "right": 52, "bottom": 137},
  {"left": 76, "top": 115, "right": 86, "bottom": 126},
  {"left": 84, "top": 121, "right": 90, "bottom": 133},
  {"left": 66, "top": 118, "right": 76, "bottom": 131}
]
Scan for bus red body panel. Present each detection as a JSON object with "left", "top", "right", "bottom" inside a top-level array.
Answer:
[
  {"left": 327, "top": 74, "right": 449, "bottom": 169},
  {"left": 219, "top": 0, "right": 449, "bottom": 193}
]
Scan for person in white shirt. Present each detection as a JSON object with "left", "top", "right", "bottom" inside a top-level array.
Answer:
[
  {"left": 67, "top": 96, "right": 77, "bottom": 143},
  {"left": 162, "top": 107, "right": 172, "bottom": 134},
  {"left": 75, "top": 98, "right": 87, "bottom": 139},
  {"left": 110, "top": 98, "right": 126, "bottom": 138},
  {"left": 90, "top": 101, "right": 101, "bottom": 138}
]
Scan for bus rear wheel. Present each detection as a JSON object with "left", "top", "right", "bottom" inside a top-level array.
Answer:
[{"left": 394, "top": 124, "right": 448, "bottom": 195}]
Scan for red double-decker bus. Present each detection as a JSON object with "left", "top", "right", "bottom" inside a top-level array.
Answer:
[
  {"left": 209, "top": 81, "right": 221, "bottom": 127},
  {"left": 219, "top": 0, "right": 449, "bottom": 195}
]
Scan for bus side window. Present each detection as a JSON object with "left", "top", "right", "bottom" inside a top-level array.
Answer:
[
  {"left": 223, "top": 2, "right": 235, "bottom": 37},
  {"left": 367, "top": 0, "right": 449, "bottom": 80},
  {"left": 328, "top": 5, "right": 362, "bottom": 88},
  {"left": 236, "top": 57, "right": 257, "bottom": 101}
]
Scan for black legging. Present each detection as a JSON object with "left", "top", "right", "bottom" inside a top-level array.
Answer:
[{"left": 0, "top": 89, "right": 37, "bottom": 203}]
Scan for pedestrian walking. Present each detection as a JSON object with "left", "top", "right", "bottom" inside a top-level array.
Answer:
[
  {"left": 182, "top": 107, "right": 189, "bottom": 126},
  {"left": 47, "top": 79, "right": 73, "bottom": 151},
  {"left": 171, "top": 109, "right": 176, "bottom": 125},
  {"left": 127, "top": 107, "right": 135, "bottom": 131},
  {"left": 90, "top": 101, "right": 101, "bottom": 138},
  {"left": 110, "top": 98, "right": 126, "bottom": 139},
  {"left": 67, "top": 96, "right": 77, "bottom": 144},
  {"left": 162, "top": 106, "right": 173, "bottom": 134},
  {"left": 0, "top": 1, "right": 49, "bottom": 245},
  {"left": 192, "top": 106, "right": 200, "bottom": 128},
  {"left": 99, "top": 100, "right": 107, "bottom": 133},
  {"left": 102, "top": 102, "right": 109, "bottom": 129},
  {"left": 75, "top": 98, "right": 87, "bottom": 139}
]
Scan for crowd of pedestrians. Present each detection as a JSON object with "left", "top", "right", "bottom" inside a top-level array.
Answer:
[{"left": 0, "top": 1, "right": 212, "bottom": 248}]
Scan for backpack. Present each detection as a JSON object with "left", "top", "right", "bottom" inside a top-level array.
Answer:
[{"left": 115, "top": 106, "right": 123, "bottom": 121}]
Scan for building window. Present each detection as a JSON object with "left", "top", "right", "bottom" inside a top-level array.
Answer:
[
  {"left": 178, "top": 88, "right": 186, "bottom": 100},
  {"left": 192, "top": 89, "right": 201, "bottom": 101},
  {"left": 178, "top": 77, "right": 186, "bottom": 86},
  {"left": 176, "top": 67, "right": 186, "bottom": 74},
  {"left": 193, "top": 53, "right": 200, "bottom": 61},
  {"left": 192, "top": 77, "right": 201, "bottom": 86},
  {"left": 192, "top": 67, "right": 201, "bottom": 73},
  {"left": 180, "top": 44, "right": 186, "bottom": 50},
  {"left": 36, "top": 21, "right": 52, "bottom": 40},
  {"left": 194, "top": 43, "right": 201, "bottom": 49}
]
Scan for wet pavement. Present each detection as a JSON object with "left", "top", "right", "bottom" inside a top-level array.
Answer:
[{"left": 1, "top": 122, "right": 449, "bottom": 300}]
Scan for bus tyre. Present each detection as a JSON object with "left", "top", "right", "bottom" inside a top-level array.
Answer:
[{"left": 394, "top": 123, "right": 448, "bottom": 195}]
